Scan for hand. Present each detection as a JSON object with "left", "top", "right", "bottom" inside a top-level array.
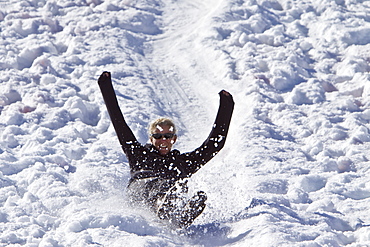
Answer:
[
  {"left": 98, "top": 71, "right": 111, "bottom": 84},
  {"left": 220, "top": 90, "right": 231, "bottom": 96},
  {"left": 219, "top": 90, "right": 234, "bottom": 104}
]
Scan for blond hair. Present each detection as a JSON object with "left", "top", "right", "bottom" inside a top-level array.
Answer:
[{"left": 148, "top": 117, "right": 177, "bottom": 135}]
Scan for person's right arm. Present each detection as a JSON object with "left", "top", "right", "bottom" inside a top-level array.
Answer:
[{"left": 97, "top": 71, "right": 137, "bottom": 145}]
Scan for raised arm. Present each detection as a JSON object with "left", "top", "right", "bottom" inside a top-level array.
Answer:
[
  {"left": 97, "top": 71, "right": 137, "bottom": 145},
  {"left": 202, "top": 90, "right": 234, "bottom": 155},
  {"left": 183, "top": 90, "right": 234, "bottom": 174}
]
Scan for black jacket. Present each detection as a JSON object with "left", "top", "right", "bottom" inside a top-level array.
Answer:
[{"left": 98, "top": 72, "right": 234, "bottom": 185}]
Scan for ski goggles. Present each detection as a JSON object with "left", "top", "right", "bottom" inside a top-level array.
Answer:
[{"left": 151, "top": 133, "right": 176, "bottom": 139}]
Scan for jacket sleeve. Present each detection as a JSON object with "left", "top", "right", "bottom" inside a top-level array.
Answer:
[
  {"left": 182, "top": 90, "right": 234, "bottom": 175},
  {"left": 97, "top": 72, "right": 137, "bottom": 145}
]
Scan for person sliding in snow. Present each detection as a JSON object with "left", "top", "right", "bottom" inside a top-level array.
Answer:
[{"left": 97, "top": 71, "right": 234, "bottom": 228}]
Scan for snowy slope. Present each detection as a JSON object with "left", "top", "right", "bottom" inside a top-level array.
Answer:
[{"left": 1, "top": 0, "right": 370, "bottom": 246}]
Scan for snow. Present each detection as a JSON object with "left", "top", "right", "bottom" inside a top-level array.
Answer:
[{"left": 1, "top": 0, "right": 370, "bottom": 245}]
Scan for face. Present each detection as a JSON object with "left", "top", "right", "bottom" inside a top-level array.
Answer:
[{"left": 150, "top": 124, "right": 177, "bottom": 156}]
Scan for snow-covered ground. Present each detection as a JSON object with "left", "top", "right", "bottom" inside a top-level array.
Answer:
[{"left": 1, "top": 0, "right": 370, "bottom": 246}]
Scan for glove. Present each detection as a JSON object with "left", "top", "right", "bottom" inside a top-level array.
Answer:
[
  {"left": 219, "top": 90, "right": 234, "bottom": 105},
  {"left": 98, "top": 71, "right": 111, "bottom": 85}
]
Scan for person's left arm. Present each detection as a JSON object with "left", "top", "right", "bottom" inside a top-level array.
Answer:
[{"left": 182, "top": 90, "right": 235, "bottom": 175}]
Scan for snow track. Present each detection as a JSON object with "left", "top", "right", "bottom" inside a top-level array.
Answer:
[{"left": 145, "top": 0, "right": 229, "bottom": 139}]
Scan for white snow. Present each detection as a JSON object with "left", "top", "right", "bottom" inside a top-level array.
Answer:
[{"left": 1, "top": 0, "right": 370, "bottom": 246}]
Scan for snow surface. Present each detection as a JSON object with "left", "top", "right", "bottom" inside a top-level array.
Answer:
[{"left": 1, "top": 0, "right": 370, "bottom": 246}]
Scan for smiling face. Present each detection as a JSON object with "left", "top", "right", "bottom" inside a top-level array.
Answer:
[{"left": 150, "top": 124, "right": 177, "bottom": 156}]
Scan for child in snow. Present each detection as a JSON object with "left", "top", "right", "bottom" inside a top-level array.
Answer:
[{"left": 97, "top": 71, "right": 234, "bottom": 228}]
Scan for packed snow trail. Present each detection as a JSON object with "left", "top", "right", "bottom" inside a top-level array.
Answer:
[{"left": 143, "top": 0, "right": 231, "bottom": 143}]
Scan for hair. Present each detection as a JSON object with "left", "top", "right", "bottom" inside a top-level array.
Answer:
[{"left": 148, "top": 117, "right": 177, "bottom": 135}]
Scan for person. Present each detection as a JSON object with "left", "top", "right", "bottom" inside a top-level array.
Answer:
[{"left": 97, "top": 71, "right": 234, "bottom": 228}]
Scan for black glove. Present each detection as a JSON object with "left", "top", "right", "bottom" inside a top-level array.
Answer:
[
  {"left": 98, "top": 71, "right": 111, "bottom": 85},
  {"left": 219, "top": 90, "right": 234, "bottom": 105}
]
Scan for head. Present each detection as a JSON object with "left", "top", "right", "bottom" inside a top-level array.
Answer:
[{"left": 149, "top": 118, "right": 177, "bottom": 156}]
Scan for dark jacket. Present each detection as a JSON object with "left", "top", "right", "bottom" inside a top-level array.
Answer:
[{"left": 98, "top": 72, "right": 234, "bottom": 187}]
